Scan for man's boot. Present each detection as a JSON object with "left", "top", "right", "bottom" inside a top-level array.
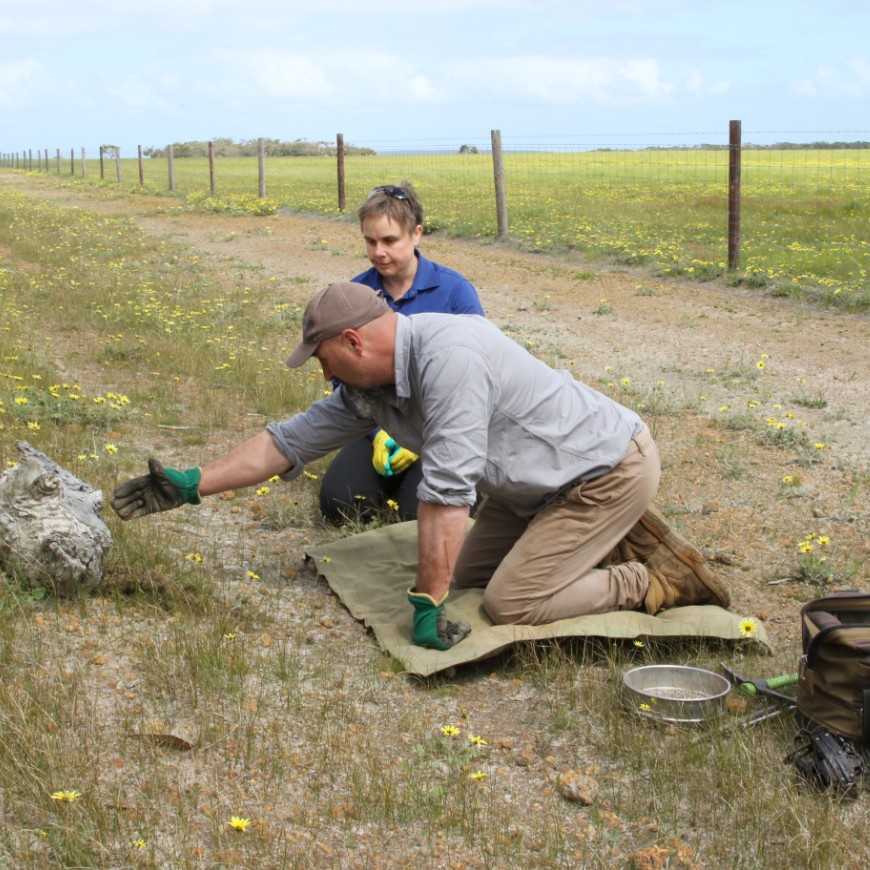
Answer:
[{"left": 637, "top": 507, "right": 730, "bottom": 614}]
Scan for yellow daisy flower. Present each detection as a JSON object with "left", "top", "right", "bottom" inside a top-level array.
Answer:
[
  {"left": 739, "top": 618, "right": 758, "bottom": 638},
  {"left": 50, "top": 789, "right": 81, "bottom": 802}
]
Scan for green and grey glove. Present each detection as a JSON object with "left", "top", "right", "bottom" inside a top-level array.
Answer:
[
  {"left": 407, "top": 588, "right": 472, "bottom": 651},
  {"left": 111, "top": 458, "right": 201, "bottom": 520}
]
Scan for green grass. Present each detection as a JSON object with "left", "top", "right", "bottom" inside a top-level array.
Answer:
[{"left": 23, "top": 146, "right": 869, "bottom": 309}]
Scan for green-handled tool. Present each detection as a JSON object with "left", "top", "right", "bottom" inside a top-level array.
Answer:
[{"left": 720, "top": 664, "right": 798, "bottom": 706}]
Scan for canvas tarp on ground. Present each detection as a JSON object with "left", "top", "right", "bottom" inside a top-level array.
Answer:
[{"left": 305, "top": 520, "right": 771, "bottom": 677}]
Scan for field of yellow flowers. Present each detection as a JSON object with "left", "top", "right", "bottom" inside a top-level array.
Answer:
[
  {"left": 30, "top": 146, "right": 870, "bottom": 308},
  {"left": 0, "top": 169, "right": 868, "bottom": 868}
]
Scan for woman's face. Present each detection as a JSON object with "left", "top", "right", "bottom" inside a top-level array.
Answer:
[{"left": 361, "top": 213, "right": 423, "bottom": 279}]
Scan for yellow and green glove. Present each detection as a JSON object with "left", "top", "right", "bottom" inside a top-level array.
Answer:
[
  {"left": 111, "top": 458, "right": 201, "bottom": 520},
  {"left": 372, "top": 429, "right": 419, "bottom": 477},
  {"left": 407, "top": 588, "right": 472, "bottom": 650}
]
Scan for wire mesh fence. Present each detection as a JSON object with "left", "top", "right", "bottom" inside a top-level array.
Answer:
[{"left": 4, "top": 130, "right": 868, "bottom": 301}]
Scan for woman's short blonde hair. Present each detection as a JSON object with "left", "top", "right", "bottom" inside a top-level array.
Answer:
[{"left": 357, "top": 181, "right": 423, "bottom": 235}]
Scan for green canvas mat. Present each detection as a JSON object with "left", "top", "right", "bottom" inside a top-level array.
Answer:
[{"left": 306, "top": 520, "right": 771, "bottom": 677}]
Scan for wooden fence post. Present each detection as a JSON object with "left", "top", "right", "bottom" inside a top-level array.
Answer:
[
  {"left": 336, "top": 133, "right": 346, "bottom": 212},
  {"left": 81, "top": 147, "right": 87, "bottom": 177},
  {"left": 209, "top": 141, "right": 216, "bottom": 196},
  {"left": 491, "top": 129, "right": 509, "bottom": 240},
  {"left": 115, "top": 148, "right": 122, "bottom": 183},
  {"left": 28, "top": 150, "right": 32, "bottom": 171},
  {"left": 258, "top": 138, "right": 266, "bottom": 199},
  {"left": 138, "top": 145, "right": 144, "bottom": 186},
  {"left": 71, "top": 148, "right": 75, "bottom": 175},
  {"left": 45, "top": 148, "right": 49, "bottom": 172},
  {"left": 168, "top": 145, "right": 175, "bottom": 192},
  {"left": 56, "top": 148, "right": 61, "bottom": 174},
  {"left": 728, "top": 119, "right": 742, "bottom": 271},
  {"left": 99, "top": 146, "right": 105, "bottom": 179}
]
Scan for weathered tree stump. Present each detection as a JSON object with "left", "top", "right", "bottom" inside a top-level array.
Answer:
[{"left": 0, "top": 441, "right": 112, "bottom": 596}]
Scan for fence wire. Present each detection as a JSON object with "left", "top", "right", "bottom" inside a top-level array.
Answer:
[{"left": 4, "top": 132, "right": 868, "bottom": 299}]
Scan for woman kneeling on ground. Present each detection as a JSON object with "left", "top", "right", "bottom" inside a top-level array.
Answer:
[{"left": 319, "top": 182, "right": 485, "bottom": 524}]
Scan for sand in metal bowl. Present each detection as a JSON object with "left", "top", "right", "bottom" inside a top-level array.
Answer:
[{"left": 622, "top": 665, "right": 731, "bottom": 724}]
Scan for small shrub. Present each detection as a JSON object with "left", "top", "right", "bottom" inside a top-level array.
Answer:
[{"left": 592, "top": 299, "right": 614, "bottom": 315}]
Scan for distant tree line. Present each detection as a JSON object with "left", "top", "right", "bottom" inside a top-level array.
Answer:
[
  {"left": 143, "top": 138, "right": 376, "bottom": 158},
  {"left": 747, "top": 141, "right": 870, "bottom": 150},
  {"left": 636, "top": 141, "right": 870, "bottom": 151}
]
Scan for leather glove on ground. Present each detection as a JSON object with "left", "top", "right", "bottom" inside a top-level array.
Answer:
[
  {"left": 407, "top": 588, "right": 472, "bottom": 651},
  {"left": 372, "top": 430, "right": 419, "bottom": 477},
  {"left": 111, "top": 458, "right": 202, "bottom": 520}
]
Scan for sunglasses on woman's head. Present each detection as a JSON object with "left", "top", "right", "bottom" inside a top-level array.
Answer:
[{"left": 367, "top": 185, "right": 409, "bottom": 201}]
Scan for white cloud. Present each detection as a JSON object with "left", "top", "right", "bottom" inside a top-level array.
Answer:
[
  {"left": 0, "top": 58, "right": 46, "bottom": 108},
  {"left": 792, "top": 60, "right": 870, "bottom": 98},
  {"left": 850, "top": 58, "right": 870, "bottom": 87},
  {"left": 447, "top": 56, "right": 677, "bottom": 105},
  {"left": 211, "top": 51, "right": 727, "bottom": 111},
  {"left": 234, "top": 52, "right": 333, "bottom": 100},
  {"left": 685, "top": 70, "right": 704, "bottom": 96},
  {"left": 0, "top": 57, "right": 51, "bottom": 110},
  {"left": 621, "top": 59, "right": 674, "bottom": 98},
  {"left": 408, "top": 75, "right": 444, "bottom": 103},
  {"left": 211, "top": 49, "right": 447, "bottom": 106},
  {"left": 685, "top": 69, "right": 730, "bottom": 97},
  {"left": 104, "top": 76, "right": 172, "bottom": 111}
]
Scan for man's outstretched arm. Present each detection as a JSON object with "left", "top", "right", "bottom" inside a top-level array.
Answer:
[
  {"left": 112, "top": 430, "right": 292, "bottom": 520},
  {"left": 199, "top": 431, "right": 292, "bottom": 496}
]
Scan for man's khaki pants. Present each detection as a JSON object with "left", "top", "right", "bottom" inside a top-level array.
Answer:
[{"left": 453, "top": 426, "right": 661, "bottom": 625}]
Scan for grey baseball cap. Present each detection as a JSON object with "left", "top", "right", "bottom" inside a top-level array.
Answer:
[{"left": 285, "top": 282, "right": 389, "bottom": 368}]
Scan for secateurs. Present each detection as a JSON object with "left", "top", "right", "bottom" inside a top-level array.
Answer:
[{"left": 718, "top": 663, "right": 799, "bottom": 730}]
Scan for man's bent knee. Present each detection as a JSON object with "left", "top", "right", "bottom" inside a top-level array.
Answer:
[{"left": 483, "top": 589, "right": 536, "bottom": 625}]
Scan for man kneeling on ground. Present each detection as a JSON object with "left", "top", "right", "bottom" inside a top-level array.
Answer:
[{"left": 111, "top": 282, "right": 730, "bottom": 651}]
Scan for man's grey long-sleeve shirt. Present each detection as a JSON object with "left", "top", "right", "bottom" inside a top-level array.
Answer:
[{"left": 268, "top": 313, "right": 643, "bottom": 518}]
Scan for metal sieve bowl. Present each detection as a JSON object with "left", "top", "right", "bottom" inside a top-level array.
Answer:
[{"left": 622, "top": 665, "right": 731, "bottom": 724}]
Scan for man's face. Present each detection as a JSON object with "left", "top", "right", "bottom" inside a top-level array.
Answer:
[
  {"left": 313, "top": 333, "right": 373, "bottom": 388},
  {"left": 361, "top": 214, "right": 423, "bottom": 279}
]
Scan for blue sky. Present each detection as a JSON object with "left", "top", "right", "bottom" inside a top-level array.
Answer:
[{"left": 1, "top": 0, "right": 868, "bottom": 152}]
